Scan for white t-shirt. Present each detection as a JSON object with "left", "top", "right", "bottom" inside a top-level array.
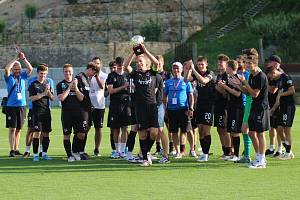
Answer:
[{"left": 89, "top": 71, "right": 108, "bottom": 109}]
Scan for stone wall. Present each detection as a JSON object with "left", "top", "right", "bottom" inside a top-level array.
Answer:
[{"left": 0, "top": 41, "right": 174, "bottom": 69}]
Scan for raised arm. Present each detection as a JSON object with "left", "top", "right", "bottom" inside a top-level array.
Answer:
[
  {"left": 4, "top": 58, "right": 18, "bottom": 77},
  {"left": 124, "top": 52, "right": 135, "bottom": 73}
]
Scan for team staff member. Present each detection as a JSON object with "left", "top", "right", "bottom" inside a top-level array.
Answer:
[
  {"left": 163, "top": 62, "right": 194, "bottom": 160},
  {"left": 107, "top": 57, "right": 131, "bottom": 159},
  {"left": 29, "top": 65, "right": 54, "bottom": 161},
  {"left": 218, "top": 60, "right": 244, "bottom": 162},
  {"left": 214, "top": 54, "right": 231, "bottom": 159},
  {"left": 240, "top": 55, "right": 269, "bottom": 169},
  {"left": 124, "top": 44, "right": 162, "bottom": 166},
  {"left": 267, "top": 58, "right": 296, "bottom": 160},
  {"left": 23, "top": 63, "right": 54, "bottom": 158},
  {"left": 89, "top": 57, "right": 108, "bottom": 156},
  {"left": 4, "top": 52, "right": 33, "bottom": 157},
  {"left": 186, "top": 56, "right": 215, "bottom": 162}
]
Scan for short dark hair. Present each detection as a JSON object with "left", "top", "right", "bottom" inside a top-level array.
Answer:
[
  {"left": 115, "top": 57, "right": 124, "bottom": 66},
  {"left": 265, "top": 65, "right": 277, "bottom": 74},
  {"left": 227, "top": 60, "right": 238, "bottom": 71},
  {"left": 242, "top": 48, "right": 258, "bottom": 57},
  {"left": 268, "top": 55, "right": 281, "bottom": 64},
  {"left": 37, "top": 65, "right": 48, "bottom": 73},
  {"left": 86, "top": 62, "right": 100, "bottom": 73},
  {"left": 197, "top": 56, "right": 208, "bottom": 62},
  {"left": 92, "top": 57, "right": 101, "bottom": 62},
  {"left": 217, "top": 54, "right": 229, "bottom": 61},
  {"left": 109, "top": 61, "right": 116, "bottom": 68}
]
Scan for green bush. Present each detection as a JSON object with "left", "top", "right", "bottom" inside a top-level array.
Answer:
[
  {"left": 140, "top": 19, "right": 161, "bottom": 41},
  {"left": 25, "top": 4, "right": 37, "bottom": 19},
  {"left": 0, "top": 19, "right": 5, "bottom": 33},
  {"left": 248, "top": 13, "right": 300, "bottom": 44},
  {"left": 67, "top": 0, "right": 78, "bottom": 4},
  {"left": 214, "top": 0, "right": 257, "bottom": 15}
]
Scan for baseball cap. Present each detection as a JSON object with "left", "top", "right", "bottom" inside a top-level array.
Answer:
[
  {"left": 268, "top": 55, "right": 281, "bottom": 64},
  {"left": 172, "top": 62, "right": 183, "bottom": 70}
]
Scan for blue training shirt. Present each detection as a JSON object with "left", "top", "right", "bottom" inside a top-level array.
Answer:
[
  {"left": 238, "top": 70, "right": 250, "bottom": 106},
  {"left": 164, "top": 77, "right": 193, "bottom": 110},
  {"left": 28, "top": 76, "right": 55, "bottom": 109},
  {"left": 5, "top": 71, "right": 29, "bottom": 107}
]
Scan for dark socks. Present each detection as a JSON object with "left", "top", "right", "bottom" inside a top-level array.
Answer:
[
  {"left": 286, "top": 145, "right": 291, "bottom": 153},
  {"left": 147, "top": 138, "right": 155, "bottom": 153},
  {"left": 180, "top": 144, "right": 186, "bottom": 154},
  {"left": 126, "top": 131, "right": 137, "bottom": 152},
  {"left": 72, "top": 136, "right": 79, "bottom": 153},
  {"left": 232, "top": 136, "right": 240, "bottom": 157},
  {"left": 222, "top": 146, "right": 226, "bottom": 155},
  {"left": 32, "top": 138, "right": 39, "bottom": 154},
  {"left": 140, "top": 139, "right": 148, "bottom": 160},
  {"left": 63, "top": 140, "right": 72, "bottom": 158},
  {"left": 110, "top": 133, "right": 116, "bottom": 150},
  {"left": 42, "top": 137, "right": 50, "bottom": 153},
  {"left": 156, "top": 142, "right": 162, "bottom": 152}
]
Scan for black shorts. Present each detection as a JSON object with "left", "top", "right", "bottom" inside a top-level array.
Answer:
[
  {"left": 270, "top": 109, "right": 279, "bottom": 128},
  {"left": 248, "top": 108, "right": 270, "bottom": 133},
  {"left": 61, "top": 108, "right": 89, "bottom": 135},
  {"left": 107, "top": 102, "right": 131, "bottom": 129},
  {"left": 227, "top": 107, "right": 244, "bottom": 133},
  {"left": 195, "top": 103, "right": 214, "bottom": 126},
  {"left": 6, "top": 106, "right": 26, "bottom": 129},
  {"left": 32, "top": 109, "right": 52, "bottom": 133},
  {"left": 214, "top": 105, "right": 227, "bottom": 128},
  {"left": 277, "top": 105, "right": 295, "bottom": 127},
  {"left": 191, "top": 112, "right": 197, "bottom": 129},
  {"left": 168, "top": 109, "right": 192, "bottom": 133},
  {"left": 27, "top": 109, "right": 34, "bottom": 129},
  {"left": 91, "top": 108, "right": 105, "bottom": 128},
  {"left": 135, "top": 103, "right": 158, "bottom": 130},
  {"left": 130, "top": 105, "right": 137, "bottom": 125}
]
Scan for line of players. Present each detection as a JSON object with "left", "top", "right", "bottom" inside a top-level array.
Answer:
[{"left": 4, "top": 45, "right": 295, "bottom": 169}]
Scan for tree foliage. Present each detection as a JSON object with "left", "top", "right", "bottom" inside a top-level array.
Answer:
[
  {"left": 25, "top": 4, "right": 37, "bottom": 19},
  {"left": 140, "top": 19, "right": 161, "bottom": 41},
  {"left": 0, "top": 19, "right": 5, "bottom": 33}
]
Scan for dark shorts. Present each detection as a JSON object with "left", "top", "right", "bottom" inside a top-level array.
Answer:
[
  {"left": 227, "top": 107, "right": 244, "bottom": 133},
  {"left": 6, "top": 106, "right": 26, "bottom": 129},
  {"left": 214, "top": 105, "right": 227, "bottom": 128},
  {"left": 135, "top": 103, "right": 158, "bottom": 130},
  {"left": 32, "top": 109, "right": 52, "bottom": 133},
  {"left": 191, "top": 112, "right": 197, "bottom": 129},
  {"left": 248, "top": 108, "right": 270, "bottom": 133},
  {"left": 107, "top": 101, "right": 131, "bottom": 129},
  {"left": 91, "top": 108, "right": 105, "bottom": 128},
  {"left": 270, "top": 109, "right": 279, "bottom": 128},
  {"left": 27, "top": 109, "right": 34, "bottom": 129},
  {"left": 277, "top": 105, "right": 295, "bottom": 127},
  {"left": 168, "top": 109, "right": 192, "bottom": 133},
  {"left": 195, "top": 103, "right": 214, "bottom": 126},
  {"left": 61, "top": 108, "right": 89, "bottom": 135}
]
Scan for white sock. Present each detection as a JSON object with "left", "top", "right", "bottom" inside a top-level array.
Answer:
[
  {"left": 25, "top": 145, "right": 30, "bottom": 153},
  {"left": 34, "top": 153, "right": 38, "bottom": 157},
  {"left": 269, "top": 145, "right": 275, "bottom": 151},
  {"left": 260, "top": 154, "right": 265, "bottom": 163},
  {"left": 256, "top": 153, "right": 260, "bottom": 161},
  {"left": 285, "top": 141, "right": 290, "bottom": 145},
  {"left": 115, "top": 143, "right": 120, "bottom": 152},
  {"left": 40, "top": 145, "right": 43, "bottom": 153},
  {"left": 120, "top": 143, "right": 126, "bottom": 153},
  {"left": 42, "top": 152, "right": 47, "bottom": 156},
  {"left": 277, "top": 145, "right": 282, "bottom": 153}
]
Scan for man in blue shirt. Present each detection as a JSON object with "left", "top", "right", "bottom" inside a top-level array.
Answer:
[
  {"left": 4, "top": 53, "right": 33, "bottom": 157},
  {"left": 163, "top": 62, "right": 194, "bottom": 159}
]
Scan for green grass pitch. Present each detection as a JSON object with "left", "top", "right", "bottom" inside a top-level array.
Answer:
[{"left": 0, "top": 107, "right": 299, "bottom": 200}]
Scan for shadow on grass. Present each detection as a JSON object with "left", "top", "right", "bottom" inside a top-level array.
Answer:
[{"left": 0, "top": 154, "right": 252, "bottom": 174}]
